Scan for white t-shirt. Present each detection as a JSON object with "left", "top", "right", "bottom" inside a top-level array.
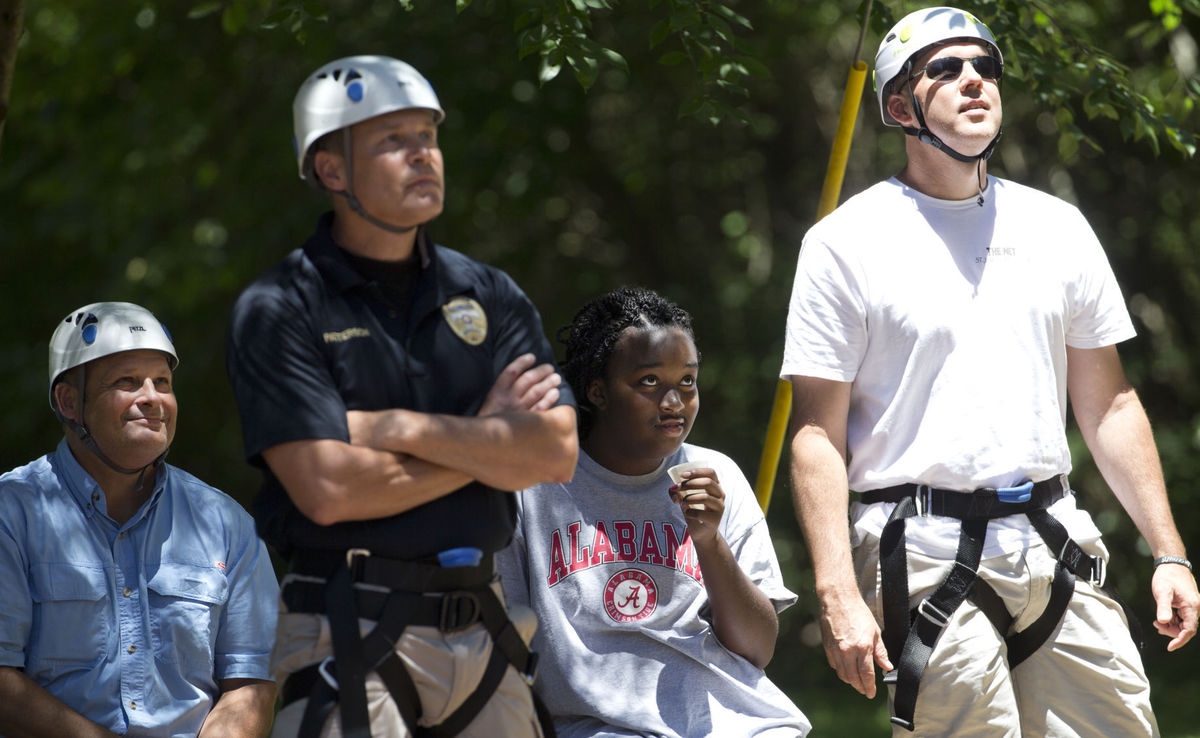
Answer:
[
  {"left": 497, "top": 445, "right": 810, "bottom": 738},
  {"left": 781, "top": 176, "right": 1134, "bottom": 557}
]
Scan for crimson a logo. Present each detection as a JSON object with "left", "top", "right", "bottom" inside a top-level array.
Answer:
[{"left": 603, "top": 568, "right": 658, "bottom": 622}]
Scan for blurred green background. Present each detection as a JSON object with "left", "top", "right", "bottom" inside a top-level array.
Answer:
[{"left": 2, "top": 1, "right": 1198, "bottom": 734}]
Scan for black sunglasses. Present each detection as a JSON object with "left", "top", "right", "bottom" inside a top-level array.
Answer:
[{"left": 908, "top": 55, "right": 1002, "bottom": 83}]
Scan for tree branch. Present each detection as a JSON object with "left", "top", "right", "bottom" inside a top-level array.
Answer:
[{"left": 0, "top": 0, "right": 24, "bottom": 160}]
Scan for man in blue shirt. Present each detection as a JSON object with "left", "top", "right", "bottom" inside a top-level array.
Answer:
[{"left": 0, "top": 301, "right": 279, "bottom": 737}]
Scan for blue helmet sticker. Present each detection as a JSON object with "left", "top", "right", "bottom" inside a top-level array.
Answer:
[
  {"left": 81, "top": 324, "right": 97, "bottom": 345},
  {"left": 347, "top": 80, "right": 364, "bottom": 102}
]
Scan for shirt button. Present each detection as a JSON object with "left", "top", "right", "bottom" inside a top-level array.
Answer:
[
  {"left": 130, "top": 701, "right": 137, "bottom": 710},
  {"left": 92, "top": 493, "right": 100, "bottom": 501},
  {"left": 118, "top": 532, "right": 125, "bottom": 539},
  {"left": 123, "top": 588, "right": 132, "bottom": 597},
  {"left": 127, "top": 645, "right": 137, "bottom": 654}
]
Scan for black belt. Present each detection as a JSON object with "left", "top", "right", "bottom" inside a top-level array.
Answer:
[
  {"left": 861, "top": 473, "right": 1069, "bottom": 519},
  {"left": 289, "top": 548, "right": 495, "bottom": 591},
  {"left": 283, "top": 579, "right": 489, "bottom": 633}
]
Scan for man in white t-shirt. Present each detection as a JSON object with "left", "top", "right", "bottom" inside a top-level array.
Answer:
[{"left": 782, "top": 6, "right": 1198, "bottom": 735}]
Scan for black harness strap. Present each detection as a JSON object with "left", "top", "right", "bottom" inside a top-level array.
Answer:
[
  {"left": 296, "top": 670, "right": 340, "bottom": 738},
  {"left": 965, "top": 578, "right": 1012, "bottom": 640},
  {"left": 1025, "top": 509, "right": 1143, "bottom": 653},
  {"left": 323, "top": 561, "right": 372, "bottom": 737},
  {"left": 281, "top": 551, "right": 555, "bottom": 738},
  {"left": 426, "top": 646, "right": 511, "bottom": 738},
  {"left": 1006, "top": 557, "right": 1075, "bottom": 669},
  {"left": 863, "top": 476, "right": 1137, "bottom": 732},
  {"left": 883, "top": 508, "right": 988, "bottom": 731},
  {"left": 879, "top": 496, "right": 917, "bottom": 661}
]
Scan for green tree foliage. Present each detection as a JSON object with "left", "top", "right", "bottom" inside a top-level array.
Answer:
[{"left": 1, "top": 1, "right": 1198, "bottom": 733}]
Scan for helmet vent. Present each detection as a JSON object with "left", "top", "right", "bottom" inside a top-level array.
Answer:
[
  {"left": 331, "top": 68, "right": 343, "bottom": 81},
  {"left": 345, "top": 70, "right": 362, "bottom": 83},
  {"left": 80, "top": 313, "right": 99, "bottom": 344}
]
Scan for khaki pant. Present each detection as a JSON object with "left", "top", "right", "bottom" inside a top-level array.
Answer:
[
  {"left": 269, "top": 575, "right": 544, "bottom": 738},
  {"left": 854, "top": 531, "right": 1158, "bottom": 738}
]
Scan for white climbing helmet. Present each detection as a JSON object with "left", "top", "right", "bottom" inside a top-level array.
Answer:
[
  {"left": 874, "top": 6, "right": 1003, "bottom": 126},
  {"left": 49, "top": 301, "right": 178, "bottom": 417},
  {"left": 293, "top": 55, "right": 445, "bottom": 182}
]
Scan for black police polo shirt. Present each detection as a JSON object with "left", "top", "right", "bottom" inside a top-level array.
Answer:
[{"left": 226, "top": 213, "right": 574, "bottom": 559}]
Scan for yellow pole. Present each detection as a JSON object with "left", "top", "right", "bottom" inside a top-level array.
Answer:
[{"left": 754, "top": 60, "right": 869, "bottom": 513}]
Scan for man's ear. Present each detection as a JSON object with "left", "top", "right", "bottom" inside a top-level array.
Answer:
[
  {"left": 887, "top": 91, "right": 918, "bottom": 128},
  {"left": 313, "top": 150, "right": 347, "bottom": 192},
  {"left": 585, "top": 379, "right": 606, "bottom": 410},
  {"left": 53, "top": 381, "right": 80, "bottom": 423}
]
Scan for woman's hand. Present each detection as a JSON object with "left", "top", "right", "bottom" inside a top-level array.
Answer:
[{"left": 669, "top": 467, "right": 725, "bottom": 543}]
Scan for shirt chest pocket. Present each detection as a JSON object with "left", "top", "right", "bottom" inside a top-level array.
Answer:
[
  {"left": 147, "top": 563, "right": 229, "bottom": 668},
  {"left": 28, "top": 564, "right": 111, "bottom": 666}
]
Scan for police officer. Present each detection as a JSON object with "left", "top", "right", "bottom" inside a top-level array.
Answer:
[{"left": 226, "top": 56, "right": 578, "bottom": 737}]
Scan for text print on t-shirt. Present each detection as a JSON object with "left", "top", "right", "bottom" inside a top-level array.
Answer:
[{"left": 545, "top": 520, "right": 701, "bottom": 587}]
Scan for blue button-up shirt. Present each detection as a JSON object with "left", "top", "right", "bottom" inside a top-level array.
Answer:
[{"left": 0, "top": 439, "right": 278, "bottom": 737}]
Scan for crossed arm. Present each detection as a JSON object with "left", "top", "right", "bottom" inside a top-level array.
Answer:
[{"left": 264, "top": 354, "right": 578, "bottom": 525}]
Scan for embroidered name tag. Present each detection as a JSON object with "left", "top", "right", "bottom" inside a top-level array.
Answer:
[
  {"left": 442, "top": 296, "right": 487, "bottom": 346},
  {"left": 323, "top": 327, "right": 371, "bottom": 343}
]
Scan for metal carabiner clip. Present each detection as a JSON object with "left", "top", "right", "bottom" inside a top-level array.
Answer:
[{"left": 318, "top": 656, "right": 339, "bottom": 690}]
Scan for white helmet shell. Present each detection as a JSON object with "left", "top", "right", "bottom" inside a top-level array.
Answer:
[
  {"left": 874, "top": 6, "right": 1002, "bottom": 127},
  {"left": 49, "top": 302, "right": 179, "bottom": 414},
  {"left": 293, "top": 55, "right": 445, "bottom": 181}
]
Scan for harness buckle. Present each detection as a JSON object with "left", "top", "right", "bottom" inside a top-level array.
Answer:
[
  {"left": 917, "top": 597, "right": 951, "bottom": 628},
  {"left": 317, "top": 656, "right": 340, "bottom": 691},
  {"left": 345, "top": 548, "right": 371, "bottom": 580},
  {"left": 914, "top": 484, "right": 931, "bottom": 517},
  {"left": 1090, "top": 555, "right": 1106, "bottom": 587},
  {"left": 439, "top": 590, "right": 482, "bottom": 633},
  {"left": 523, "top": 651, "right": 539, "bottom": 686}
]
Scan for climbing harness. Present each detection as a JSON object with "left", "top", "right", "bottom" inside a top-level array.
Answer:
[
  {"left": 278, "top": 548, "right": 555, "bottom": 738},
  {"left": 861, "top": 475, "right": 1143, "bottom": 731}
]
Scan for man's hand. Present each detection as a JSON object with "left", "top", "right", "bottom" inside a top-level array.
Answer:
[
  {"left": 478, "top": 353, "right": 562, "bottom": 416},
  {"left": 818, "top": 588, "right": 893, "bottom": 698},
  {"left": 1151, "top": 563, "right": 1199, "bottom": 651}
]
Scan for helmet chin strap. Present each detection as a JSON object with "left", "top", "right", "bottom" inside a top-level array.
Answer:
[
  {"left": 332, "top": 128, "right": 421, "bottom": 235},
  {"left": 58, "top": 366, "right": 169, "bottom": 478},
  {"left": 902, "top": 83, "right": 1003, "bottom": 164},
  {"left": 902, "top": 81, "right": 1001, "bottom": 206}
]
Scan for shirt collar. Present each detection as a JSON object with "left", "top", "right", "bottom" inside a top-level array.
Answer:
[
  {"left": 52, "top": 437, "right": 167, "bottom": 524},
  {"left": 304, "top": 211, "right": 477, "bottom": 311},
  {"left": 305, "top": 212, "right": 438, "bottom": 295}
]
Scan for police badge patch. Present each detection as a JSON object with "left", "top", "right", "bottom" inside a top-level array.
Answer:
[{"left": 442, "top": 296, "right": 488, "bottom": 346}]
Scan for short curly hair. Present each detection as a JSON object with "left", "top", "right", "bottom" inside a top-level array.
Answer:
[{"left": 557, "top": 286, "right": 696, "bottom": 439}]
